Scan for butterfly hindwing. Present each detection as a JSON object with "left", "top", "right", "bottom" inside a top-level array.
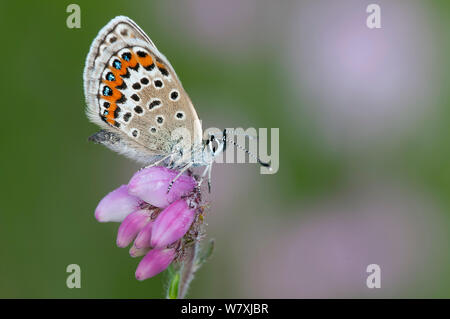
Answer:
[{"left": 84, "top": 16, "right": 202, "bottom": 162}]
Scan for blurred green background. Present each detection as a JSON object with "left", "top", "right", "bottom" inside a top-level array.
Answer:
[{"left": 1, "top": 0, "right": 450, "bottom": 298}]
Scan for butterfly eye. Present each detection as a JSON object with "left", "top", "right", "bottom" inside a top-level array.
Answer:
[{"left": 209, "top": 138, "right": 219, "bottom": 154}]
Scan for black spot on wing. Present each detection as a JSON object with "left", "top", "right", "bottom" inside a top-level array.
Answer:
[
  {"left": 116, "top": 94, "right": 127, "bottom": 104},
  {"left": 123, "top": 112, "right": 132, "bottom": 122},
  {"left": 116, "top": 81, "right": 127, "bottom": 90},
  {"left": 121, "top": 69, "right": 130, "bottom": 79},
  {"left": 130, "top": 63, "right": 140, "bottom": 71},
  {"left": 114, "top": 106, "right": 121, "bottom": 118},
  {"left": 158, "top": 67, "right": 169, "bottom": 77},
  {"left": 134, "top": 106, "right": 143, "bottom": 114},
  {"left": 145, "top": 63, "right": 155, "bottom": 71},
  {"left": 148, "top": 100, "right": 161, "bottom": 110}
]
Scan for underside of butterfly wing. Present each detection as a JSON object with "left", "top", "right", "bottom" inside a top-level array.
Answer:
[{"left": 84, "top": 16, "right": 202, "bottom": 162}]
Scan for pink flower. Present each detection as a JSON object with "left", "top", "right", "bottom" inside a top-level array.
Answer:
[
  {"left": 151, "top": 199, "right": 196, "bottom": 248},
  {"left": 95, "top": 185, "right": 141, "bottom": 222},
  {"left": 129, "top": 245, "right": 150, "bottom": 258},
  {"left": 135, "top": 248, "right": 176, "bottom": 281},
  {"left": 116, "top": 209, "right": 152, "bottom": 248},
  {"left": 134, "top": 221, "right": 153, "bottom": 249},
  {"left": 128, "top": 167, "right": 196, "bottom": 208},
  {"left": 94, "top": 166, "right": 202, "bottom": 281}
]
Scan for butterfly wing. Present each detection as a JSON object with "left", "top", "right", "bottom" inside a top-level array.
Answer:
[{"left": 84, "top": 16, "right": 203, "bottom": 162}]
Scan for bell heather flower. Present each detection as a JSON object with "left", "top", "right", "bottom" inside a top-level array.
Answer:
[
  {"left": 116, "top": 209, "right": 152, "bottom": 248},
  {"left": 95, "top": 185, "right": 141, "bottom": 222},
  {"left": 94, "top": 166, "right": 204, "bottom": 281},
  {"left": 129, "top": 245, "right": 151, "bottom": 258},
  {"left": 135, "top": 248, "right": 177, "bottom": 281},
  {"left": 134, "top": 221, "right": 153, "bottom": 249},
  {"left": 151, "top": 199, "right": 196, "bottom": 248},
  {"left": 128, "top": 166, "right": 197, "bottom": 208}
]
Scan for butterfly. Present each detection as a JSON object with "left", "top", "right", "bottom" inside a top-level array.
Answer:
[{"left": 84, "top": 16, "right": 269, "bottom": 191}]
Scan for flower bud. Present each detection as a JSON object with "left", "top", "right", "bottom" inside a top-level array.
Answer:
[
  {"left": 127, "top": 167, "right": 196, "bottom": 208},
  {"left": 135, "top": 248, "right": 176, "bottom": 280},
  {"left": 134, "top": 221, "right": 153, "bottom": 249},
  {"left": 129, "top": 245, "right": 151, "bottom": 258},
  {"left": 95, "top": 185, "right": 141, "bottom": 222},
  {"left": 116, "top": 209, "right": 151, "bottom": 248},
  {"left": 151, "top": 199, "right": 195, "bottom": 248}
]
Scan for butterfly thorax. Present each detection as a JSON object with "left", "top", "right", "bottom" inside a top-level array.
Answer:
[{"left": 167, "top": 135, "right": 224, "bottom": 169}]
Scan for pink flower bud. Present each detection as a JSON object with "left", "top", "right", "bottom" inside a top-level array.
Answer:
[
  {"left": 127, "top": 167, "right": 196, "bottom": 208},
  {"left": 116, "top": 209, "right": 151, "bottom": 248},
  {"left": 129, "top": 245, "right": 150, "bottom": 258},
  {"left": 151, "top": 199, "right": 195, "bottom": 248},
  {"left": 95, "top": 185, "right": 141, "bottom": 222},
  {"left": 134, "top": 221, "right": 153, "bottom": 249},
  {"left": 135, "top": 248, "right": 176, "bottom": 281}
]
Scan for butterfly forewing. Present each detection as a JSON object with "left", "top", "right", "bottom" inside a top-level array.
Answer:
[{"left": 84, "top": 16, "right": 202, "bottom": 159}]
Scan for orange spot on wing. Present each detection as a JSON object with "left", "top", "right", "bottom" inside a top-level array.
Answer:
[
  {"left": 109, "top": 60, "right": 128, "bottom": 77},
  {"left": 124, "top": 52, "right": 138, "bottom": 69},
  {"left": 136, "top": 53, "right": 153, "bottom": 68},
  {"left": 108, "top": 66, "right": 124, "bottom": 79},
  {"left": 155, "top": 61, "right": 165, "bottom": 69},
  {"left": 108, "top": 66, "right": 129, "bottom": 91},
  {"left": 106, "top": 102, "right": 118, "bottom": 124},
  {"left": 102, "top": 87, "right": 122, "bottom": 103},
  {"left": 102, "top": 76, "right": 123, "bottom": 88}
]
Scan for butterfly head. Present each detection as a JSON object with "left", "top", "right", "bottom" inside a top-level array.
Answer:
[{"left": 204, "top": 129, "right": 226, "bottom": 159}]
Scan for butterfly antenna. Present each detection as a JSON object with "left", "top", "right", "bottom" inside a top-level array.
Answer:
[
  {"left": 232, "top": 132, "right": 259, "bottom": 141},
  {"left": 224, "top": 135, "right": 271, "bottom": 168}
]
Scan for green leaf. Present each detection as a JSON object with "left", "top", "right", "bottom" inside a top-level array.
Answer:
[
  {"left": 196, "top": 239, "right": 215, "bottom": 267},
  {"left": 166, "top": 269, "right": 180, "bottom": 299}
]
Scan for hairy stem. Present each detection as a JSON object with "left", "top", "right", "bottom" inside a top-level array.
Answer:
[{"left": 178, "top": 241, "right": 199, "bottom": 299}]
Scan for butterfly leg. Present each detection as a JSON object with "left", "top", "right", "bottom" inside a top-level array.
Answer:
[
  {"left": 197, "top": 165, "right": 209, "bottom": 187},
  {"left": 207, "top": 164, "right": 213, "bottom": 193},
  {"left": 197, "top": 164, "right": 213, "bottom": 193},
  {"left": 142, "top": 153, "right": 174, "bottom": 170},
  {"left": 167, "top": 162, "right": 194, "bottom": 194}
]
